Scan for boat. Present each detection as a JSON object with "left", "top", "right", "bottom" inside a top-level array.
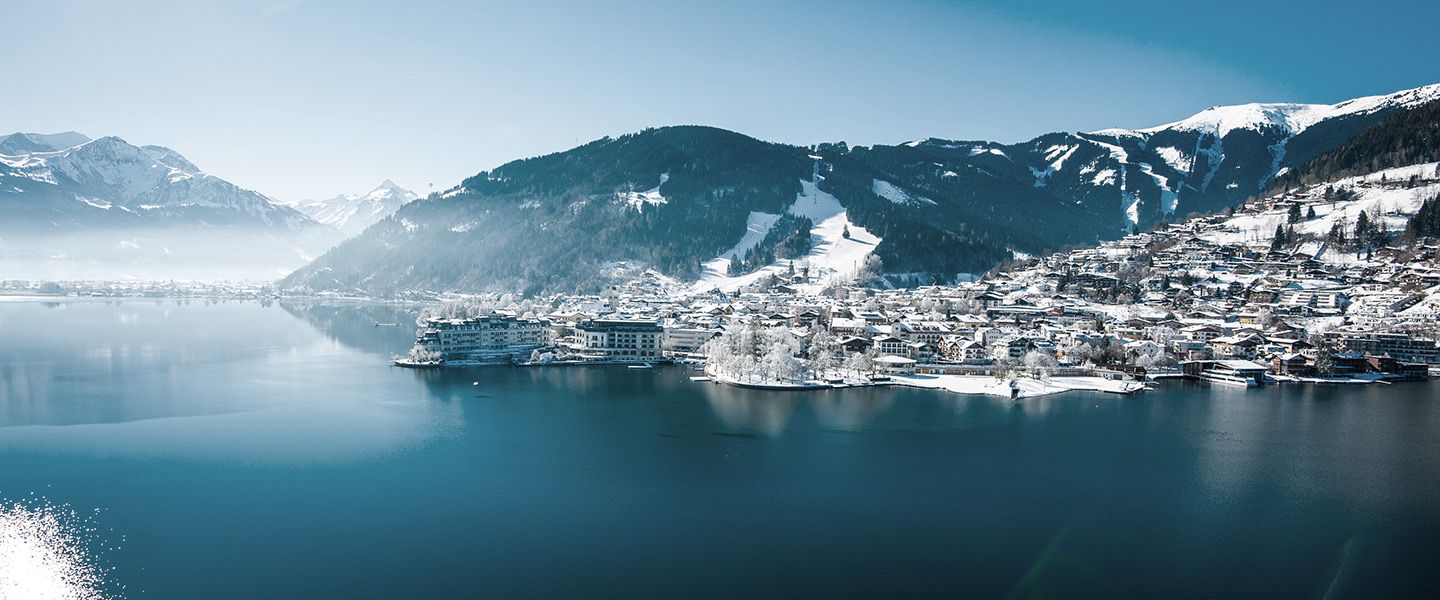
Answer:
[
  {"left": 1200, "top": 370, "right": 1259, "bottom": 387},
  {"left": 1187, "top": 359, "right": 1267, "bottom": 388},
  {"left": 627, "top": 362, "right": 654, "bottom": 369}
]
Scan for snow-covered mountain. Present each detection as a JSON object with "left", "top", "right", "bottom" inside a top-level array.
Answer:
[
  {"left": 892, "top": 83, "right": 1440, "bottom": 232},
  {"left": 291, "top": 180, "right": 419, "bottom": 237},
  {"left": 0, "top": 133, "right": 340, "bottom": 280},
  {"left": 0, "top": 134, "right": 317, "bottom": 230},
  {"left": 282, "top": 83, "right": 1440, "bottom": 296}
]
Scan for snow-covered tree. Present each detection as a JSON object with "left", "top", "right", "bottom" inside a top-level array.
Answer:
[
  {"left": 1145, "top": 325, "right": 1178, "bottom": 345},
  {"left": 702, "top": 319, "right": 807, "bottom": 384},
  {"left": 1022, "top": 350, "right": 1058, "bottom": 379},
  {"left": 807, "top": 328, "right": 837, "bottom": 378},
  {"left": 844, "top": 348, "right": 875, "bottom": 377},
  {"left": 406, "top": 345, "right": 442, "bottom": 363}
]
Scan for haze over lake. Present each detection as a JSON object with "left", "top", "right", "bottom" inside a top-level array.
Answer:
[{"left": 2, "top": 299, "right": 1437, "bottom": 598}]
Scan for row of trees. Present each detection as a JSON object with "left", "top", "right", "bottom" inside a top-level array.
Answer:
[
  {"left": 701, "top": 319, "right": 806, "bottom": 384},
  {"left": 701, "top": 320, "right": 885, "bottom": 384}
]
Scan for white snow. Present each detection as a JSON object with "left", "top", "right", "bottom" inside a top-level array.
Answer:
[
  {"left": 1153, "top": 146, "right": 1191, "bottom": 174},
  {"left": 889, "top": 374, "right": 1142, "bottom": 398},
  {"left": 1124, "top": 190, "right": 1141, "bottom": 226},
  {"left": 617, "top": 173, "right": 669, "bottom": 212},
  {"left": 74, "top": 196, "right": 112, "bottom": 210},
  {"left": 1089, "top": 168, "right": 1117, "bottom": 186},
  {"left": 1030, "top": 144, "right": 1078, "bottom": 187},
  {"left": 871, "top": 179, "right": 936, "bottom": 206},
  {"left": 967, "top": 146, "right": 1007, "bottom": 158},
  {"left": 693, "top": 177, "right": 881, "bottom": 294}
]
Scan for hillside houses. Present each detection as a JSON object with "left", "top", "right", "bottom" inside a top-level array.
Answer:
[{"left": 405, "top": 166, "right": 1440, "bottom": 381}]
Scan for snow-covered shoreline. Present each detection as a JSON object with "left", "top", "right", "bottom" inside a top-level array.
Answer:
[
  {"left": 702, "top": 370, "right": 1144, "bottom": 398},
  {"left": 887, "top": 374, "right": 1145, "bottom": 398}
]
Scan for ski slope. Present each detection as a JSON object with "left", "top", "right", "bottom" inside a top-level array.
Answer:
[{"left": 693, "top": 178, "right": 881, "bottom": 294}]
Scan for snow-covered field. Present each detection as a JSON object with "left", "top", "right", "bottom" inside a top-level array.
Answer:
[
  {"left": 872, "top": 178, "right": 936, "bottom": 206},
  {"left": 692, "top": 178, "right": 881, "bottom": 294},
  {"left": 1197, "top": 162, "right": 1440, "bottom": 262}
]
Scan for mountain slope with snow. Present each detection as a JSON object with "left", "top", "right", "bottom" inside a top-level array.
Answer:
[
  {"left": 882, "top": 83, "right": 1440, "bottom": 233},
  {"left": 694, "top": 177, "right": 881, "bottom": 293},
  {"left": 282, "top": 126, "right": 1100, "bottom": 295}
]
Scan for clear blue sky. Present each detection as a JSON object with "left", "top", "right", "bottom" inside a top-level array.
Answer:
[{"left": 3, "top": 0, "right": 1437, "bottom": 201}]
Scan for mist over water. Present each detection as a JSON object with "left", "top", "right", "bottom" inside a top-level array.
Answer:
[{"left": 1, "top": 299, "right": 1438, "bottom": 598}]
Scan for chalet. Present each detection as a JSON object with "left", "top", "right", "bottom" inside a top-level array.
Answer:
[
  {"left": 874, "top": 335, "right": 909, "bottom": 357},
  {"left": 838, "top": 336, "right": 872, "bottom": 354}
]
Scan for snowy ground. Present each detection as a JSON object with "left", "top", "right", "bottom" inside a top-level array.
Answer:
[
  {"left": 691, "top": 178, "right": 881, "bottom": 294},
  {"left": 704, "top": 370, "right": 1143, "bottom": 398},
  {"left": 697, "top": 210, "right": 781, "bottom": 276},
  {"left": 888, "top": 374, "right": 1143, "bottom": 398},
  {"left": 872, "top": 178, "right": 936, "bottom": 205},
  {"left": 617, "top": 173, "right": 669, "bottom": 212},
  {"left": 1198, "top": 162, "right": 1440, "bottom": 262}
]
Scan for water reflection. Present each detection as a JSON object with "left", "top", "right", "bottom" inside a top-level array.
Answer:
[
  {"left": 810, "top": 391, "right": 894, "bottom": 431},
  {"left": 703, "top": 387, "right": 802, "bottom": 436},
  {"left": 1190, "top": 380, "right": 1440, "bottom": 515},
  {"left": 698, "top": 384, "right": 899, "bottom": 435},
  {"left": 279, "top": 301, "right": 419, "bottom": 357},
  {"left": 0, "top": 299, "right": 462, "bottom": 465}
]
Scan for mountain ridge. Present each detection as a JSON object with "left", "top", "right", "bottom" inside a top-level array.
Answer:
[{"left": 280, "top": 82, "right": 1440, "bottom": 296}]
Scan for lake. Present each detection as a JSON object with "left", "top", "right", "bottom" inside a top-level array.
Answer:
[{"left": 1, "top": 299, "right": 1438, "bottom": 598}]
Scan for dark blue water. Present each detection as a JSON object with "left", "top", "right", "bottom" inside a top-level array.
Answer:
[{"left": 2, "top": 299, "right": 1438, "bottom": 598}]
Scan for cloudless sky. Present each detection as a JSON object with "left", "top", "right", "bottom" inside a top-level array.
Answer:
[{"left": 3, "top": 0, "right": 1437, "bottom": 201}]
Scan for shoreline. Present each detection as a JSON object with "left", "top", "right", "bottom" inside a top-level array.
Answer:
[{"left": 702, "top": 369, "right": 1146, "bottom": 398}]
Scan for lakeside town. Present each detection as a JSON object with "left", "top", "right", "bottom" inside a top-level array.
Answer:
[
  {"left": 379, "top": 163, "right": 1440, "bottom": 398},
  {"left": 7, "top": 163, "right": 1439, "bottom": 399}
]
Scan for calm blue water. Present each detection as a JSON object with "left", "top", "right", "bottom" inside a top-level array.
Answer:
[{"left": 2, "top": 299, "right": 1438, "bottom": 598}]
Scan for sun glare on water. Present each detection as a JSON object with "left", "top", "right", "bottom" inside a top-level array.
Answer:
[{"left": 0, "top": 497, "right": 116, "bottom": 600}]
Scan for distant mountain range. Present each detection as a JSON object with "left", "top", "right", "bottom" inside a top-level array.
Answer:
[
  {"left": 0, "top": 133, "right": 339, "bottom": 280},
  {"left": 288, "top": 180, "right": 419, "bottom": 237},
  {"left": 281, "top": 83, "right": 1440, "bottom": 295},
  {"left": 8, "top": 83, "right": 1438, "bottom": 288}
]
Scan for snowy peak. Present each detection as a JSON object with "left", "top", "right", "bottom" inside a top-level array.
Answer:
[
  {"left": 373, "top": 179, "right": 405, "bottom": 193},
  {"left": 1116, "top": 83, "right": 1440, "bottom": 140},
  {"left": 1141, "top": 102, "right": 1326, "bottom": 138},
  {"left": 293, "top": 180, "right": 418, "bottom": 236}
]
